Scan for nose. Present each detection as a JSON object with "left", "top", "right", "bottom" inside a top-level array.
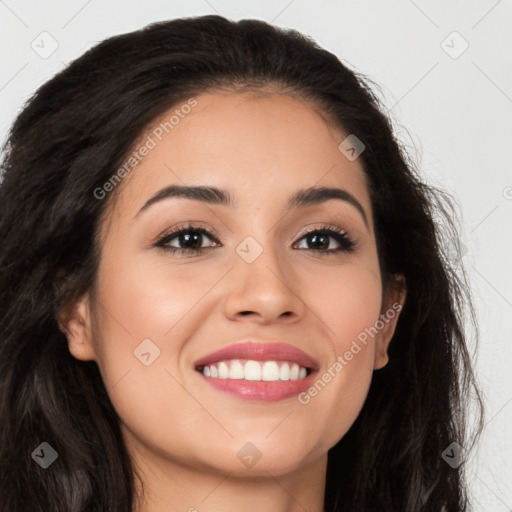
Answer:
[{"left": 222, "top": 241, "right": 306, "bottom": 325}]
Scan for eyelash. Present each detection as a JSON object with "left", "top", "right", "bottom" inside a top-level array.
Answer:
[{"left": 154, "top": 223, "right": 357, "bottom": 258}]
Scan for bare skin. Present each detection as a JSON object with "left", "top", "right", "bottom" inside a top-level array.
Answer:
[{"left": 61, "top": 90, "right": 406, "bottom": 512}]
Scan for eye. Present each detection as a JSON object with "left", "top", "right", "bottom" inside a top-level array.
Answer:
[
  {"left": 154, "top": 224, "right": 220, "bottom": 256},
  {"left": 294, "top": 225, "right": 356, "bottom": 254}
]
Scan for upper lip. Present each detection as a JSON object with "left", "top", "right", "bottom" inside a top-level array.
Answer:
[{"left": 194, "top": 340, "right": 320, "bottom": 371}]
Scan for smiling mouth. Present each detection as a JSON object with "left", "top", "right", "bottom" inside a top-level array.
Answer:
[{"left": 196, "top": 359, "right": 312, "bottom": 381}]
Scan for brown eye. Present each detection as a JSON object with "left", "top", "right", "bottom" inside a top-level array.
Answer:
[
  {"left": 155, "top": 225, "right": 220, "bottom": 255},
  {"left": 294, "top": 226, "right": 356, "bottom": 254}
]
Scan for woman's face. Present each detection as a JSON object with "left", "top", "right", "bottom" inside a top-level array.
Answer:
[{"left": 64, "top": 90, "right": 404, "bottom": 479}]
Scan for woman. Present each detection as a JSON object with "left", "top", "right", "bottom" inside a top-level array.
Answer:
[{"left": 0, "top": 14, "right": 484, "bottom": 512}]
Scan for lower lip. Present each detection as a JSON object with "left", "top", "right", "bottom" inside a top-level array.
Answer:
[{"left": 197, "top": 371, "right": 317, "bottom": 402}]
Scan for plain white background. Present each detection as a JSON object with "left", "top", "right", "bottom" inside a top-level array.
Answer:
[{"left": 1, "top": 1, "right": 511, "bottom": 509}]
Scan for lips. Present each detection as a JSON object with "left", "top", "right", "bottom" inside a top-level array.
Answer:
[{"left": 194, "top": 340, "right": 320, "bottom": 372}]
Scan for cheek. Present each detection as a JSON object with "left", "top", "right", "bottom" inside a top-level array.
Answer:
[
  {"left": 93, "top": 249, "right": 214, "bottom": 343},
  {"left": 89, "top": 249, "right": 219, "bottom": 414},
  {"left": 303, "top": 256, "right": 382, "bottom": 349},
  {"left": 294, "top": 260, "right": 382, "bottom": 445},
  {"left": 89, "top": 255, "right": 207, "bottom": 460}
]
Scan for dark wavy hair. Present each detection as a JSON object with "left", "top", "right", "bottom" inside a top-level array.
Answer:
[{"left": 0, "top": 14, "right": 484, "bottom": 512}]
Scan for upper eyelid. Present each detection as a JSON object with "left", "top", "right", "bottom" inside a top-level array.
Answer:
[{"left": 155, "top": 225, "right": 221, "bottom": 245}]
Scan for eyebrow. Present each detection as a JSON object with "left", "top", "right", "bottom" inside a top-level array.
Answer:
[{"left": 134, "top": 184, "right": 369, "bottom": 228}]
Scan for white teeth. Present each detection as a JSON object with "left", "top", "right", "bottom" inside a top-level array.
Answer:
[
  {"left": 218, "top": 361, "right": 229, "bottom": 379},
  {"left": 200, "top": 359, "right": 309, "bottom": 381},
  {"left": 245, "top": 360, "right": 262, "bottom": 381},
  {"left": 279, "top": 363, "right": 290, "bottom": 380},
  {"left": 290, "top": 363, "right": 300, "bottom": 380},
  {"left": 262, "top": 361, "right": 280, "bottom": 381},
  {"left": 228, "top": 360, "right": 245, "bottom": 379}
]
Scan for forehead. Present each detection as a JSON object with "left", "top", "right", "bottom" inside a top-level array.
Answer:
[{"left": 102, "top": 90, "right": 372, "bottom": 231}]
